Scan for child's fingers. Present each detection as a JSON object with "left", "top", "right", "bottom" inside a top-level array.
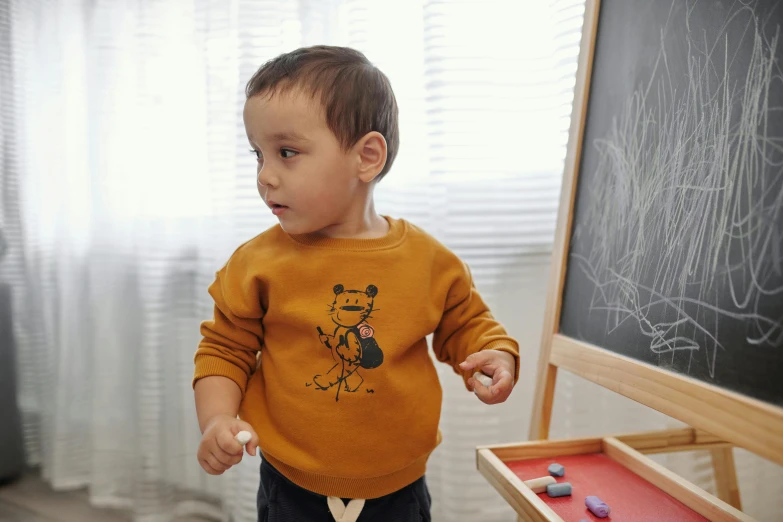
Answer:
[
  {"left": 245, "top": 430, "right": 260, "bottom": 457},
  {"left": 473, "top": 369, "right": 514, "bottom": 405},
  {"left": 217, "top": 429, "right": 244, "bottom": 456},
  {"left": 492, "top": 380, "right": 511, "bottom": 404},
  {"left": 219, "top": 449, "right": 243, "bottom": 467},
  {"left": 484, "top": 370, "right": 513, "bottom": 404},
  {"left": 492, "top": 369, "right": 513, "bottom": 394},
  {"left": 199, "top": 457, "right": 223, "bottom": 475},
  {"left": 459, "top": 351, "right": 503, "bottom": 377},
  {"left": 240, "top": 426, "right": 258, "bottom": 457},
  {"left": 459, "top": 351, "right": 486, "bottom": 372},
  {"left": 232, "top": 421, "right": 259, "bottom": 457},
  {"left": 211, "top": 446, "right": 242, "bottom": 467},
  {"left": 472, "top": 377, "right": 494, "bottom": 403},
  {"left": 204, "top": 454, "right": 229, "bottom": 474}
]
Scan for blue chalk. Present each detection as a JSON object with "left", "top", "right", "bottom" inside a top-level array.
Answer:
[
  {"left": 546, "top": 482, "right": 572, "bottom": 497},
  {"left": 548, "top": 463, "right": 565, "bottom": 477}
]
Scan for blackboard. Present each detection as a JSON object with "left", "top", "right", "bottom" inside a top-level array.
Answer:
[{"left": 559, "top": 0, "right": 783, "bottom": 406}]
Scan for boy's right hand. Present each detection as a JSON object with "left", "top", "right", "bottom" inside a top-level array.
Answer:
[{"left": 197, "top": 414, "right": 259, "bottom": 475}]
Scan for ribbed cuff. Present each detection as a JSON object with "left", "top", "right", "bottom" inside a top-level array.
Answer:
[
  {"left": 192, "top": 354, "right": 250, "bottom": 393},
  {"left": 480, "top": 340, "right": 520, "bottom": 384}
]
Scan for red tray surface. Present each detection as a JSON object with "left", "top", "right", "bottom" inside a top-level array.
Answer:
[{"left": 505, "top": 453, "right": 709, "bottom": 521}]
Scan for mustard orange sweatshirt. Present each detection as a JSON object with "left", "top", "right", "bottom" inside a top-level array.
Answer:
[{"left": 193, "top": 217, "right": 519, "bottom": 499}]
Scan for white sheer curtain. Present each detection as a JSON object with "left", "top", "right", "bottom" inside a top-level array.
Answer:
[{"left": 3, "top": 0, "right": 781, "bottom": 521}]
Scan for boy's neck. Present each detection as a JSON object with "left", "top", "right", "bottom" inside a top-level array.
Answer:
[{"left": 316, "top": 203, "right": 390, "bottom": 240}]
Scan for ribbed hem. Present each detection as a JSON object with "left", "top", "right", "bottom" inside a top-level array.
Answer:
[
  {"left": 286, "top": 216, "right": 407, "bottom": 251},
  {"left": 481, "top": 340, "right": 521, "bottom": 384},
  {"left": 192, "top": 354, "right": 250, "bottom": 392},
  {"left": 262, "top": 450, "right": 431, "bottom": 499}
]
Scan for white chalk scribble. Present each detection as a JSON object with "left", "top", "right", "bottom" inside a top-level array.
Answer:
[{"left": 572, "top": 0, "right": 783, "bottom": 378}]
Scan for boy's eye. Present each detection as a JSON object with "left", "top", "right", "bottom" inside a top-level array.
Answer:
[
  {"left": 249, "top": 149, "right": 262, "bottom": 160},
  {"left": 280, "top": 148, "right": 298, "bottom": 159}
]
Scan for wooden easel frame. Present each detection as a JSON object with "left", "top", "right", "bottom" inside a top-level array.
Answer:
[
  {"left": 527, "top": 0, "right": 783, "bottom": 512},
  {"left": 478, "top": 428, "right": 751, "bottom": 522}
]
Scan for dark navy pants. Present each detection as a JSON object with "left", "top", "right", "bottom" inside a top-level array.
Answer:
[{"left": 257, "top": 458, "right": 432, "bottom": 522}]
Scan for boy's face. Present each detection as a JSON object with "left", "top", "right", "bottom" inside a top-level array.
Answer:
[{"left": 243, "top": 89, "right": 362, "bottom": 236}]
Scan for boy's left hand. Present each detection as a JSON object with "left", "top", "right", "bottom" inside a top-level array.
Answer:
[{"left": 459, "top": 350, "right": 516, "bottom": 405}]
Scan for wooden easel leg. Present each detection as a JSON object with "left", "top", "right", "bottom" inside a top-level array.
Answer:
[
  {"left": 529, "top": 364, "right": 558, "bottom": 440},
  {"left": 710, "top": 446, "right": 742, "bottom": 510}
]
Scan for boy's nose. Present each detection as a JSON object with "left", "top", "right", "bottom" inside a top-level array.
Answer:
[{"left": 257, "top": 167, "right": 279, "bottom": 189}]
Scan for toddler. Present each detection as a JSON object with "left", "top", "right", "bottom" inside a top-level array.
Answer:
[{"left": 193, "top": 45, "right": 519, "bottom": 522}]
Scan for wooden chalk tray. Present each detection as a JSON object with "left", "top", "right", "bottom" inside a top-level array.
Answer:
[{"left": 477, "top": 428, "right": 754, "bottom": 522}]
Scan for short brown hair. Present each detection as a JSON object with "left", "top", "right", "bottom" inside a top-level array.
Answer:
[{"left": 246, "top": 46, "right": 399, "bottom": 181}]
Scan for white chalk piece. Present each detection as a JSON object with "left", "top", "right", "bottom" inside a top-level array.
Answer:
[
  {"left": 523, "top": 476, "right": 556, "bottom": 494},
  {"left": 548, "top": 462, "right": 565, "bottom": 477},
  {"left": 546, "top": 482, "right": 572, "bottom": 498},
  {"left": 235, "top": 430, "right": 252, "bottom": 446},
  {"left": 473, "top": 372, "right": 493, "bottom": 388}
]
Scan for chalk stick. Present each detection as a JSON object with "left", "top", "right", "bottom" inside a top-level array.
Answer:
[
  {"left": 546, "top": 482, "right": 572, "bottom": 497},
  {"left": 585, "top": 495, "right": 611, "bottom": 518},
  {"left": 235, "top": 430, "right": 252, "bottom": 446},
  {"left": 523, "top": 476, "right": 556, "bottom": 494},
  {"left": 548, "top": 463, "right": 565, "bottom": 477},
  {"left": 473, "top": 372, "right": 493, "bottom": 388}
]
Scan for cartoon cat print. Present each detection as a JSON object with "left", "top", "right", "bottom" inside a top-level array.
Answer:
[{"left": 311, "top": 284, "right": 384, "bottom": 401}]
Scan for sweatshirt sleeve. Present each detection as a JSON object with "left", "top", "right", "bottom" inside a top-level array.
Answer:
[
  {"left": 192, "top": 259, "right": 265, "bottom": 395},
  {"left": 431, "top": 262, "right": 520, "bottom": 389}
]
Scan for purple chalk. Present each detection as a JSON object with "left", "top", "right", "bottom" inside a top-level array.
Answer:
[{"left": 585, "top": 495, "right": 611, "bottom": 518}]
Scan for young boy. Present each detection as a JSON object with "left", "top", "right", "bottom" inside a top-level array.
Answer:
[{"left": 193, "top": 46, "right": 519, "bottom": 522}]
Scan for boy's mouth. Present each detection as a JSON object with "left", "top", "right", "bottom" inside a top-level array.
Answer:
[{"left": 268, "top": 201, "right": 289, "bottom": 216}]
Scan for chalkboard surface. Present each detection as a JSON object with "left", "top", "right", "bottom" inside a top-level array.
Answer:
[{"left": 560, "top": 0, "right": 783, "bottom": 406}]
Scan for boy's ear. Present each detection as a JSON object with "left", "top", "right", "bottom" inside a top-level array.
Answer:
[{"left": 355, "top": 131, "right": 387, "bottom": 183}]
